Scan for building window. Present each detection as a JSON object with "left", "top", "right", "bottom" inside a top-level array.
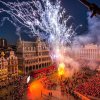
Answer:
[
  {"left": 36, "top": 65, "right": 38, "bottom": 69},
  {"left": 26, "top": 67, "right": 28, "bottom": 72},
  {"left": 33, "top": 66, "right": 35, "bottom": 70},
  {"left": 39, "top": 64, "right": 41, "bottom": 69},
  {"left": 39, "top": 58, "right": 41, "bottom": 62},
  {"left": 29, "top": 67, "right": 32, "bottom": 71}
]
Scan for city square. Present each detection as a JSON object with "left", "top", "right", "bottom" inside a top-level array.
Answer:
[{"left": 0, "top": 0, "right": 100, "bottom": 100}]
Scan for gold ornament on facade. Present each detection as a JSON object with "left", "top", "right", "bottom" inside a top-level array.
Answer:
[{"left": 1, "top": 52, "right": 5, "bottom": 57}]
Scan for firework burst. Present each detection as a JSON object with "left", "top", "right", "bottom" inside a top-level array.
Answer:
[{"left": 0, "top": 0, "right": 77, "bottom": 64}]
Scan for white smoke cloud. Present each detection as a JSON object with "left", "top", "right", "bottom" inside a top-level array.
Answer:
[
  {"left": 70, "top": 13, "right": 100, "bottom": 71},
  {"left": 64, "top": 56, "right": 80, "bottom": 77},
  {"left": 73, "top": 12, "right": 100, "bottom": 45}
]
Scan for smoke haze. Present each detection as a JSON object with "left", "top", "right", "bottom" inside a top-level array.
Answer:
[{"left": 73, "top": 12, "right": 100, "bottom": 45}]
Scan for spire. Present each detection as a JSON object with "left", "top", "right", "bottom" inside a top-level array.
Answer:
[
  {"left": 19, "top": 36, "right": 21, "bottom": 41},
  {"left": 37, "top": 37, "right": 41, "bottom": 43}
]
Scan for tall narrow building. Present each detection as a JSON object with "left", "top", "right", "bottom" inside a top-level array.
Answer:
[
  {"left": 0, "top": 38, "right": 7, "bottom": 48},
  {"left": 0, "top": 52, "right": 8, "bottom": 86},
  {"left": 7, "top": 51, "right": 18, "bottom": 81}
]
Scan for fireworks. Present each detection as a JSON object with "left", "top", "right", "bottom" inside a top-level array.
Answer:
[
  {"left": 58, "top": 63, "right": 65, "bottom": 76},
  {"left": 0, "top": 0, "right": 77, "bottom": 64}
]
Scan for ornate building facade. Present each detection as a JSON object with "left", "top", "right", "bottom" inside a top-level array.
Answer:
[
  {"left": 65, "top": 44, "right": 100, "bottom": 68},
  {"left": 7, "top": 51, "right": 18, "bottom": 81},
  {"left": 0, "top": 51, "right": 18, "bottom": 86},
  {"left": 17, "top": 38, "right": 52, "bottom": 74},
  {"left": 0, "top": 52, "right": 8, "bottom": 86},
  {"left": 72, "top": 44, "right": 100, "bottom": 61}
]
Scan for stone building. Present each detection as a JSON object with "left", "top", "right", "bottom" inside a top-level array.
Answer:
[
  {"left": 0, "top": 52, "right": 8, "bottom": 86},
  {"left": 66, "top": 44, "right": 100, "bottom": 68},
  {"left": 0, "top": 38, "right": 7, "bottom": 48},
  {"left": 17, "top": 38, "right": 52, "bottom": 74},
  {"left": 7, "top": 51, "right": 18, "bottom": 80},
  {"left": 0, "top": 51, "right": 18, "bottom": 86},
  {"left": 72, "top": 44, "right": 100, "bottom": 61}
]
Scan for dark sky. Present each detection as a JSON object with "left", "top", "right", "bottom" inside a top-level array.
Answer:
[{"left": 0, "top": 0, "right": 100, "bottom": 44}]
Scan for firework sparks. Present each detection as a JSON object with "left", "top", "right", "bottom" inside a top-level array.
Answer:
[
  {"left": 0, "top": 0, "right": 77, "bottom": 64},
  {"left": 58, "top": 63, "right": 65, "bottom": 76}
]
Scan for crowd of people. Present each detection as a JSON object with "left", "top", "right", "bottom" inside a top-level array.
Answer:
[
  {"left": 0, "top": 75, "right": 28, "bottom": 100},
  {"left": 74, "top": 71, "right": 100, "bottom": 98},
  {"left": 37, "top": 67, "right": 99, "bottom": 99},
  {"left": 0, "top": 81, "right": 7, "bottom": 89},
  {"left": 40, "top": 76, "right": 57, "bottom": 90},
  {"left": 0, "top": 65, "right": 99, "bottom": 100},
  {"left": 57, "top": 67, "right": 98, "bottom": 99},
  {"left": 34, "top": 67, "right": 100, "bottom": 99},
  {"left": 40, "top": 68, "right": 57, "bottom": 90},
  {"left": 31, "top": 65, "right": 57, "bottom": 79},
  {"left": 0, "top": 65, "right": 56, "bottom": 100}
]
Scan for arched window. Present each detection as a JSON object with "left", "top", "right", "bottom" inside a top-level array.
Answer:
[{"left": 36, "top": 65, "right": 38, "bottom": 69}]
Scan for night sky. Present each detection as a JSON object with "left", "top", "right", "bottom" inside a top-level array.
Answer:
[{"left": 0, "top": 0, "right": 100, "bottom": 45}]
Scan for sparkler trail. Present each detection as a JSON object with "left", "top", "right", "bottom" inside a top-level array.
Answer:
[{"left": 0, "top": 0, "right": 78, "bottom": 64}]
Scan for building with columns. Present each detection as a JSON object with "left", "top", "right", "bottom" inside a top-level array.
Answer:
[
  {"left": 17, "top": 37, "right": 52, "bottom": 74},
  {"left": 72, "top": 44, "right": 100, "bottom": 61},
  {"left": 65, "top": 44, "right": 100, "bottom": 68}
]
